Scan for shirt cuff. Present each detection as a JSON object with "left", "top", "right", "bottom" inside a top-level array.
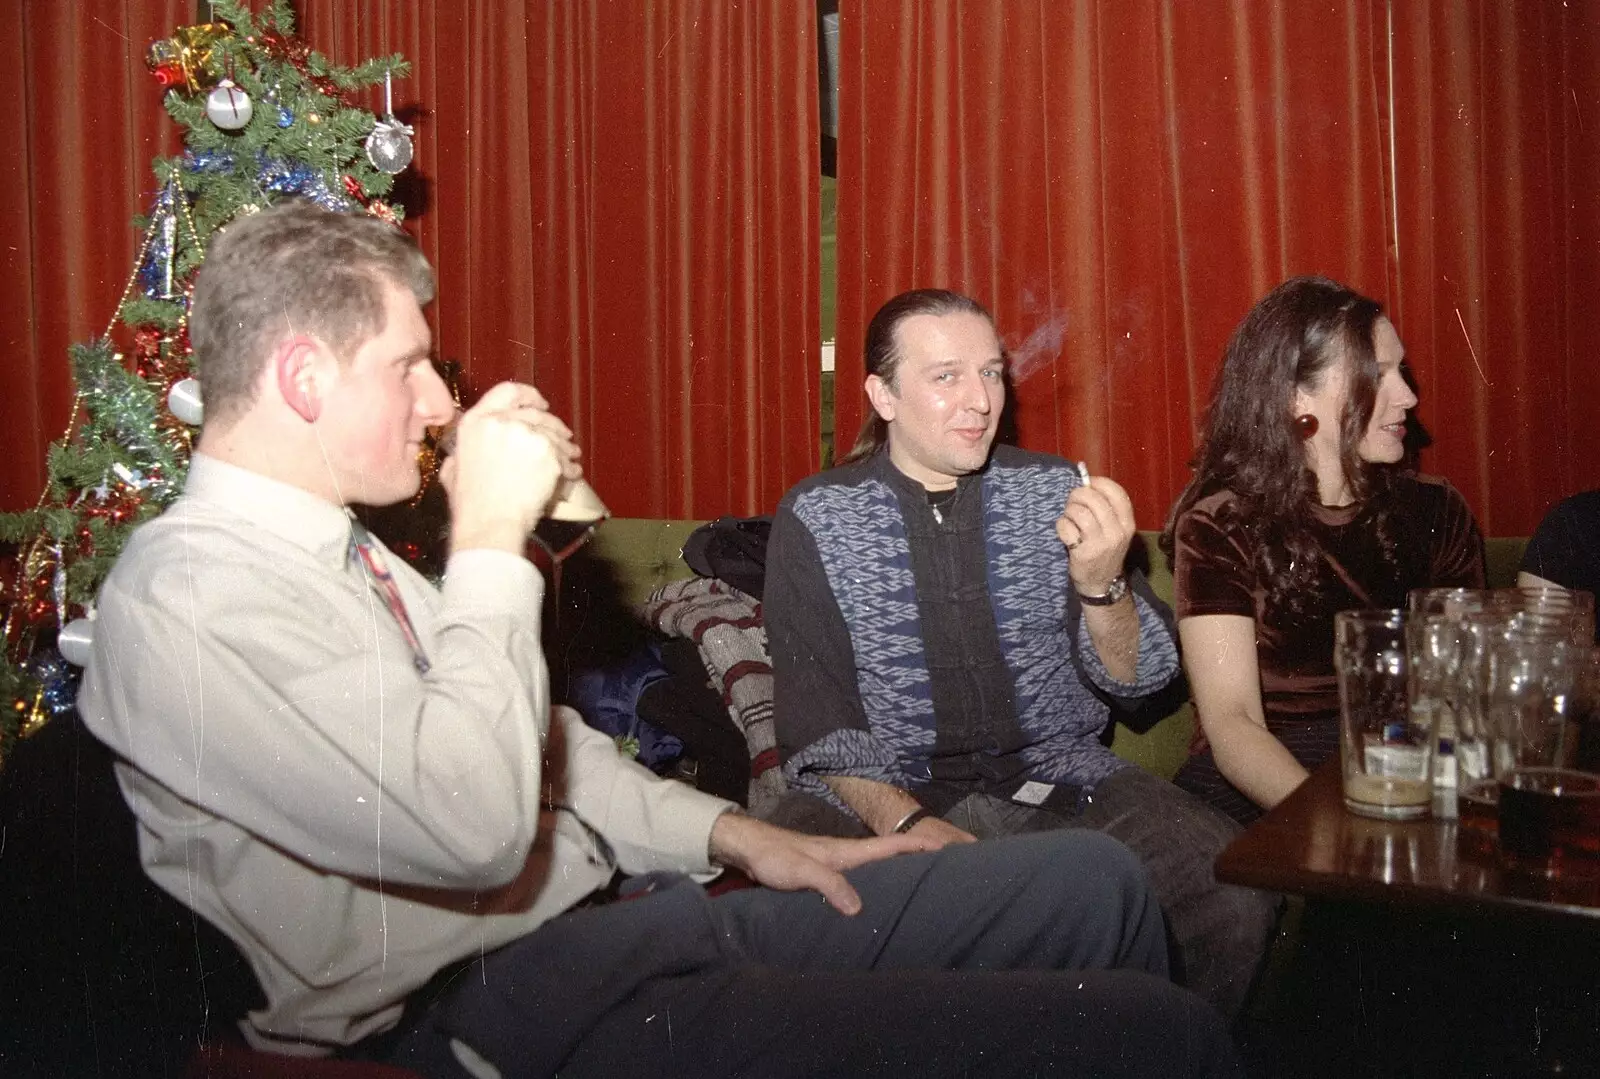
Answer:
[
  {"left": 441, "top": 549, "right": 543, "bottom": 617},
  {"left": 641, "top": 782, "right": 739, "bottom": 874}
]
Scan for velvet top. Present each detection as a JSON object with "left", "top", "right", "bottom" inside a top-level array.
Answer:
[{"left": 1172, "top": 474, "right": 1485, "bottom": 741}]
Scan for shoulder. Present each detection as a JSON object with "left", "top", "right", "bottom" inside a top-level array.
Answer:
[
  {"left": 779, "top": 455, "right": 880, "bottom": 509},
  {"left": 1175, "top": 488, "right": 1244, "bottom": 537},
  {"left": 1170, "top": 488, "right": 1254, "bottom": 573},
  {"left": 1390, "top": 473, "right": 1477, "bottom": 529},
  {"left": 988, "top": 444, "right": 1076, "bottom": 473},
  {"left": 779, "top": 455, "right": 901, "bottom": 541},
  {"left": 1394, "top": 472, "right": 1465, "bottom": 508},
  {"left": 1534, "top": 489, "right": 1600, "bottom": 537},
  {"left": 983, "top": 446, "right": 1083, "bottom": 503},
  {"left": 779, "top": 460, "right": 865, "bottom": 518},
  {"left": 987, "top": 445, "right": 1081, "bottom": 483},
  {"left": 1522, "top": 489, "right": 1600, "bottom": 583},
  {"left": 102, "top": 497, "right": 318, "bottom": 613}
]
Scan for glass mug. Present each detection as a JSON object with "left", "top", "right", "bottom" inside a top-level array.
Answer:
[
  {"left": 1454, "top": 613, "right": 1597, "bottom": 874},
  {"left": 1335, "top": 609, "right": 1434, "bottom": 820},
  {"left": 1407, "top": 588, "right": 1495, "bottom": 801}
]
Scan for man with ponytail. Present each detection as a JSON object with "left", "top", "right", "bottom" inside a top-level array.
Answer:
[{"left": 767, "top": 288, "right": 1276, "bottom": 1021}]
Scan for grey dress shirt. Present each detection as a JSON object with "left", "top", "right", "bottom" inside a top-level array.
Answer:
[{"left": 77, "top": 455, "right": 733, "bottom": 1055}]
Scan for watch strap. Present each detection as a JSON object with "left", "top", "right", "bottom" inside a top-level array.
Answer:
[{"left": 1077, "top": 574, "right": 1128, "bottom": 607}]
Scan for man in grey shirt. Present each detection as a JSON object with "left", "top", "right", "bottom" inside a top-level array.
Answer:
[{"left": 77, "top": 202, "right": 1241, "bottom": 1077}]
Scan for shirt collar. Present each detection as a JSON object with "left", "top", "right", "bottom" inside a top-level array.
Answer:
[
  {"left": 182, "top": 454, "right": 355, "bottom": 567},
  {"left": 870, "top": 446, "right": 986, "bottom": 501}
]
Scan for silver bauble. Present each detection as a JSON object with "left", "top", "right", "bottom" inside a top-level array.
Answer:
[
  {"left": 365, "top": 118, "right": 414, "bottom": 174},
  {"left": 57, "top": 617, "right": 95, "bottom": 667},
  {"left": 167, "top": 377, "right": 204, "bottom": 425}
]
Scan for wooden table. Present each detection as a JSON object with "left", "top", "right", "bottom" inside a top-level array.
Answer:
[{"left": 1215, "top": 758, "right": 1600, "bottom": 925}]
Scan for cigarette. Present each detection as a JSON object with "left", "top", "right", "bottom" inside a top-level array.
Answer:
[{"left": 1076, "top": 460, "right": 1090, "bottom": 486}]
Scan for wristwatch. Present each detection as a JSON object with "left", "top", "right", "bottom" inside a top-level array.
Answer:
[{"left": 1077, "top": 574, "right": 1128, "bottom": 606}]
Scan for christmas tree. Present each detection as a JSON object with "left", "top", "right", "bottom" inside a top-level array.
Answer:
[{"left": 0, "top": 0, "right": 415, "bottom": 765}]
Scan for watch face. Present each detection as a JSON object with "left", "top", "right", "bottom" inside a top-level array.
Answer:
[{"left": 1080, "top": 575, "right": 1127, "bottom": 606}]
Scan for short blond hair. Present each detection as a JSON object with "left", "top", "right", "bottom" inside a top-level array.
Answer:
[{"left": 189, "top": 200, "right": 435, "bottom": 425}]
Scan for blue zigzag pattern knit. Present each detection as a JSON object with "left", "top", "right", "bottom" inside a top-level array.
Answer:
[
  {"left": 791, "top": 452, "right": 1179, "bottom": 793},
  {"left": 791, "top": 478, "right": 936, "bottom": 774}
]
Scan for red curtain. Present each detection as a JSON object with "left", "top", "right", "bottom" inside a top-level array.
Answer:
[
  {"left": 1388, "top": 2, "right": 1600, "bottom": 536},
  {"left": 306, "top": 2, "right": 822, "bottom": 519},
  {"left": 835, "top": 0, "right": 1600, "bottom": 536},
  {"left": 0, "top": 0, "right": 191, "bottom": 511},
  {"left": 1, "top": 2, "right": 820, "bottom": 520}
]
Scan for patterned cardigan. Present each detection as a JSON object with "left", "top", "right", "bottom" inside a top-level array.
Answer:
[{"left": 765, "top": 446, "right": 1180, "bottom": 816}]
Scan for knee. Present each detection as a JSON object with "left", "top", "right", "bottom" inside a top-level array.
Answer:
[
  {"left": 1016, "top": 829, "right": 1154, "bottom": 907},
  {"left": 1220, "top": 884, "right": 1281, "bottom": 946}
]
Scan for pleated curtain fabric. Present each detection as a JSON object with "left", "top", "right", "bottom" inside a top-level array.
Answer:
[
  {"left": 305, "top": 1, "right": 824, "bottom": 520},
  {"left": 0, "top": 0, "right": 192, "bottom": 510},
  {"left": 1, "top": 1, "right": 821, "bottom": 521},
  {"left": 833, "top": 0, "right": 1600, "bottom": 535}
]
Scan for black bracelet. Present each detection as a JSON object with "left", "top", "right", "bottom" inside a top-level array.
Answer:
[{"left": 891, "top": 807, "right": 932, "bottom": 834}]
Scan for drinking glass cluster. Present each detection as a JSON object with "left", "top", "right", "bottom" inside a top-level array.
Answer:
[{"left": 1408, "top": 587, "right": 1599, "bottom": 875}]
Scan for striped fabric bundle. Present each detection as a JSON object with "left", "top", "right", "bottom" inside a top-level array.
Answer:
[{"left": 641, "top": 577, "right": 784, "bottom": 818}]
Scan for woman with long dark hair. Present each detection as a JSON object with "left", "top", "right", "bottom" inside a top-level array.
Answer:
[{"left": 1161, "top": 276, "right": 1485, "bottom": 826}]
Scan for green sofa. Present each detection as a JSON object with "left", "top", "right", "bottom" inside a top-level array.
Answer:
[{"left": 581, "top": 519, "right": 1528, "bottom": 782}]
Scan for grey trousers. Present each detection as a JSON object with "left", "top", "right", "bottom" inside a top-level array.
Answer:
[
  {"left": 772, "top": 766, "right": 1279, "bottom": 1019},
  {"left": 389, "top": 830, "right": 1243, "bottom": 1078}
]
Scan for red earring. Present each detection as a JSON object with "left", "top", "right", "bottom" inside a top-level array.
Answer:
[{"left": 1294, "top": 413, "right": 1318, "bottom": 439}]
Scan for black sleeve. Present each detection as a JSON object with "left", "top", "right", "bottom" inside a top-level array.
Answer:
[
  {"left": 1522, "top": 492, "right": 1600, "bottom": 591},
  {"left": 764, "top": 502, "right": 877, "bottom": 767}
]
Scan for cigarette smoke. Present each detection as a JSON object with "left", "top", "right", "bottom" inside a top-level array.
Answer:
[{"left": 1006, "top": 311, "right": 1070, "bottom": 385}]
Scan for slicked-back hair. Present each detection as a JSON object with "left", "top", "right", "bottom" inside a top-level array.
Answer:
[
  {"left": 188, "top": 199, "right": 435, "bottom": 427},
  {"left": 836, "top": 288, "right": 996, "bottom": 467},
  {"left": 1160, "top": 275, "right": 1396, "bottom": 622}
]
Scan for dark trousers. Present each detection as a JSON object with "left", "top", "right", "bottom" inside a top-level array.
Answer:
[
  {"left": 387, "top": 830, "right": 1242, "bottom": 1078},
  {"left": 773, "top": 766, "right": 1280, "bottom": 1019}
]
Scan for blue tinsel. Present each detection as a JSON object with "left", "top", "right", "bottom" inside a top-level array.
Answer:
[
  {"left": 182, "top": 149, "right": 354, "bottom": 213},
  {"left": 138, "top": 235, "right": 168, "bottom": 296},
  {"left": 257, "top": 152, "right": 319, "bottom": 194},
  {"left": 305, "top": 177, "right": 355, "bottom": 212},
  {"left": 137, "top": 186, "right": 176, "bottom": 296},
  {"left": 185, "top": 149, "right": 236, "bottom": 174},
  {"left": 26, "top": 651, "right": 81, "bottom": 717}
]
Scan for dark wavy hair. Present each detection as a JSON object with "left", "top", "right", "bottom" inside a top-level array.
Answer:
[
  {"left": 836, "top": 288, "right": 995, "bottom": 467},
  {"left": 1159, "top": 276, "right": 1398, "bottom": 622}
]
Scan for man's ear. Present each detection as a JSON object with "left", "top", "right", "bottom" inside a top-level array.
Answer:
[
  {"left": 272, "top": 336, "right": 324, "bottom": 423},
  {"left": 865, "top": 373, "right": 897, "bottom": 423}
]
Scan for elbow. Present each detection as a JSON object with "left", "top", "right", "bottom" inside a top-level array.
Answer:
[
  {"left": 448, "top": 814, "right": 539, "bottom": 888},
  {"left": 418, "top": 776, "right": 541, "bottom": 888}
]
